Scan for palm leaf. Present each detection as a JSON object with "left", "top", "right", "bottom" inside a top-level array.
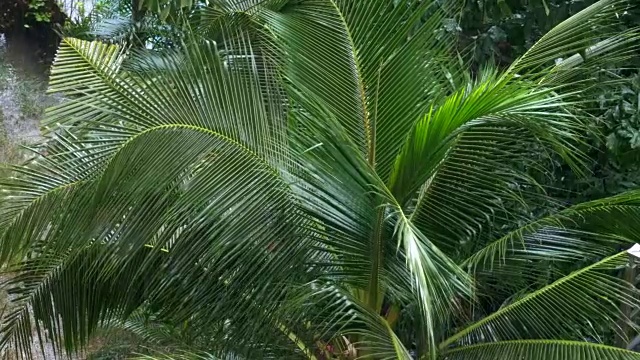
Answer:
[
  {"left": 442, "top": 340, "right": 640, "bottom": 360},
  {"left": 464, "top": 190, "right": 640, "bottom": 273},
  {"left": 441, "top": 251, "right": 639, "bottom": 348}
]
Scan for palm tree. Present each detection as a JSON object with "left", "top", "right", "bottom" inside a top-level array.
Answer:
[{"left": 1, "top": 0, "right": 640, "bottom": 358}]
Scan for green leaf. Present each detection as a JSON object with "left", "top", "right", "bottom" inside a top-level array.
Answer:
[
  {"left": 443, "top": 340, "right": 640, "bottom": 359},
  {"left": 441, "top": 252, "right": 639, "bottom": 349}
]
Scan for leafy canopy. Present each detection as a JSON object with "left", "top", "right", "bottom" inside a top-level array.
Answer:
[{"left": 0, "top": 0, "right": 639, "bottom": 359}]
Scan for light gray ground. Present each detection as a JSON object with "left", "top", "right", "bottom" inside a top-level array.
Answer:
[
  {"left": 0, "top": 34, "right": 72, "bottom": 360},
  {"left": 0, "top": 34, "right": 49, "bottom": 146}
]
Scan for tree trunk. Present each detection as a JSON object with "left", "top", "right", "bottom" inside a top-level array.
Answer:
[{"left": 0, "top": 0, "right": 66, "bottom": 64}]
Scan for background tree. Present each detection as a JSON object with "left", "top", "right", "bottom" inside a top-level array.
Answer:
[{"left": 0, "top": 0, "right": 66, "bottom": 62}]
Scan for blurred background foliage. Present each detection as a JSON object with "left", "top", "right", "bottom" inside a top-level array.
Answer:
[{"left": 456, "top": 0, "right": 640, "bottom": 203}]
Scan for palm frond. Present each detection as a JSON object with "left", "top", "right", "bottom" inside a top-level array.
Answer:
[
  {"left": 442, "top": 340, "right": 640, "bottom": 360},
  {"left": 0, "top": 28, "right": 304, "bottom": 358},
  {"left": 510, "top": 0, "right": 636, "bottom": 75},
  {"left": 441, "top": 251, "right": 639, "bottom": 349},
  {"left": 464, "top": 190, "right": 640, "bottom": 273}
]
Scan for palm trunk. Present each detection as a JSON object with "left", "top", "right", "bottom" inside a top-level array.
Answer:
[{"left": 130, "top": 0, "right": 147, "bottom": 48}]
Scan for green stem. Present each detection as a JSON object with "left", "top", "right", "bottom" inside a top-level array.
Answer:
[
  {"left": 367, "top": 208, "right": 385, "bottom": 312},
  {"left": 276, "top": 321, "right": 319, "bottom": 360}
]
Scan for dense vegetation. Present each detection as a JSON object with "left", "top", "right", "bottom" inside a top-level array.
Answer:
[
  {"left": 0, "top": 0, "right": 639, "bottom": 359},
  {"left": 459, "top": 0, "right": 640, "bottom": 205}
]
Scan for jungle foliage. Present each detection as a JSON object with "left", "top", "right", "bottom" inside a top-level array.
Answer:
[{"left": 0, "top": 0, "right": 640, "bottom": 359}]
